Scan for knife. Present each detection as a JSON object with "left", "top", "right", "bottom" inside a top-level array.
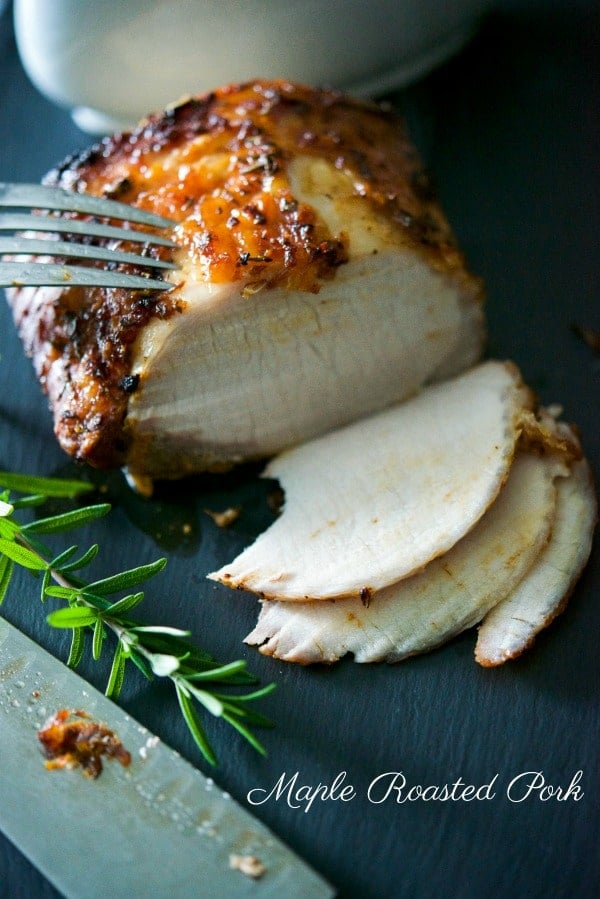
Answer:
[{"left": 0, "top": 617, "right": 335, "bottom": 898}]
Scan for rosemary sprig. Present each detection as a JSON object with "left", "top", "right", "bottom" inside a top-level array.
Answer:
[{"left": 0, "top": 470, "right": 275, "bottom": 765}]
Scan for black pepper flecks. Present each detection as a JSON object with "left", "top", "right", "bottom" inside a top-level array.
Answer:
[{"left": 119, "top": 373, "right": 140, "bottom": 393}]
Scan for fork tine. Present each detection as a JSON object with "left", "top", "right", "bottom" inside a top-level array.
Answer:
[
  {"left": 0, "top": 236, "right": 179, "bottom": 269},
  {"left": 0, "top": 182, "right": 175, "bottom": 229},
  {"left": 0, "top": 183, "right": 180, "bottom": 290},
  {"left": 0, "top": 262, "right": 173, "bottom": 290},
  {"left": 0, "top": 213, "right": 178, "bottom": 247}
]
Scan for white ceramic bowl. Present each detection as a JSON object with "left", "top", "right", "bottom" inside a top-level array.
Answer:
[{"left": 14, "top": 0, "right": 489, "bottom": 134}]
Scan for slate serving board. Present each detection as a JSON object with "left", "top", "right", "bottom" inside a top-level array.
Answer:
[{"left": 1, "top": 4, "right": 598, "bottom": 897}]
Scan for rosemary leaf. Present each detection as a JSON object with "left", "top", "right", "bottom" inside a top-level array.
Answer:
[
  {"left": 92, "top": 617, "right": 105, "bottom": 660},
  {"left": 0, "top": 537, "right": 48, "bottom": 570},
  {"left": 182, "top": 682, "right": 225, "bottom": 717},
  {"left": 128, "top": 648, "right": 154, "bottom": 680},
  {"left": 221, "top": 712, "right": 268, "bottom": 757},
  {"left": 219, "top": 703, "right": 275, "bottom": 729},
  {"left": 22, "top": 503, "right": 111, "bottom": 535},
  {"left": 128, "top": 630, "right": 200, "bottom": 656},
  {"left": 0, "top": 555, "right": 14, "bottom": 605},
  {"left": 106, "top": 642, "right": 127, "bottom": 699},
  {"left": 131, "top": 624, "right": 191, "bottom": 637},
  {"left": 175, "top": 682, "right": 218, "bottom": 767},
  {"left": 179, "top": 660, "right": 257, "bottom": 686},
  {"left": 47, "top": 606, "right": 100, "bottom": 628},
  {"left": 9, "top": 494, "right": 48, "bottom": 509},
  {"left": 59, "top": 543, "right": 99, "bottom": 572},
  {"left": 0, "top": 517, "right": 21, "bottom": 539},
  {"left": 67, "top": 627, "right": 85, "bottom": 669},
  {"left": 40, "top": 566, "right": 52, "bottom": 603},
  {"left": 44, "top": 586, "right": 77, "bottom": 600},
  {"left": 105, "top": 591, "right": 145, "bottom": 615},
  {"left": 85, "top": 558, "right": 167, "bottom": 596},
  {"left": 48, "top": 545, "right": 79, "bottom": 568},
  {"left": 0, "top": 471, "right": 93, "bottom": 497},
  {"left": 185, "top": 660, "right": 248, "bottom": 682},
  {"left": 213, "top": 682, "right": 277, "bottom": 703}
]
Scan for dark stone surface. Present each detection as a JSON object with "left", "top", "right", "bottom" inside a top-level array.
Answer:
[{"left": 1, "top": 2, "right": 598, "bottom": 897}]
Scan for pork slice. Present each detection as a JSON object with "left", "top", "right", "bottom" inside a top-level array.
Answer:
[
  {"left": 209, "top": 361, "right": 534, "bottom": 599},
  {"left": 475, "top": 458, "right": 597, "bottom": 666}
]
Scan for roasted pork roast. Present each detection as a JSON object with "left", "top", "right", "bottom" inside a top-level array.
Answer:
[{"left": 6, "top": 80, "right": 484, "bottom": 482}]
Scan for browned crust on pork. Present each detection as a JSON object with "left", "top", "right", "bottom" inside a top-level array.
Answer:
[
  {"left": 9, "top": 282, "right": 184, "bottom": 466},
  {"left": 7, "top": 79, "right": 483, "bottom": 469}
]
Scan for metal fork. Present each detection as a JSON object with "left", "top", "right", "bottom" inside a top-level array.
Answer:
[{"left": 0, "top": 182, "right": 179, "bottom": 290}]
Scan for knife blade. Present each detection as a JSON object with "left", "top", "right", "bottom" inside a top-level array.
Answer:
[{"left": 0, "top": 617, "right": 334, "bottom": 898}]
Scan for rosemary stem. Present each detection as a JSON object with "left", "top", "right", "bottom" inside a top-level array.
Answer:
[{"left": 2, "top": 479, "right": 275, "bottom": 764}]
